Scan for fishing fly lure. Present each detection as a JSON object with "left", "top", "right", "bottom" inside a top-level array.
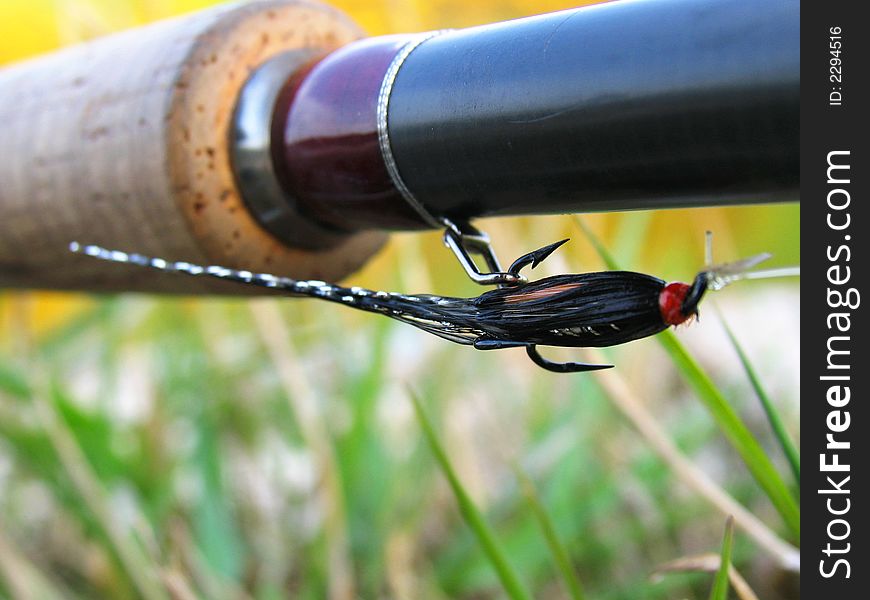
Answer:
[{"left": 69, "top": 225, "right": 797, "bottom": 373}]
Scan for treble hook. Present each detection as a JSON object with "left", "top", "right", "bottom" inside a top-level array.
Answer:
[{"left": 444, "top": 220, "right": 611, "bottom": 373}]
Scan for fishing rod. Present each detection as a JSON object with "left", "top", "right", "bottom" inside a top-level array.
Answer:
[
  {"left": 259, "top": 0, "right": 799, "bottom": 242},
  {"left": 0, "top": 0, "right": 798, "bottom": 293}
]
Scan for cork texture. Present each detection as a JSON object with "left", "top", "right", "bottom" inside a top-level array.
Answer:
[{"left": 0, "top": 0, "right": 385, "bottom": 293}]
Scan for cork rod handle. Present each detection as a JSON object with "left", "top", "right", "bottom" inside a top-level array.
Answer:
[{"left": 0, "top": 0, "right": 385, "bottom": 294}]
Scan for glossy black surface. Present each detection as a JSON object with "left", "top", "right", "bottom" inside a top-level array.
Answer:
[{"left": 387, "top": 0, "right": 799, "bottom": 223}]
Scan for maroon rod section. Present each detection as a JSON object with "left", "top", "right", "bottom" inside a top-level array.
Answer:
[{"left": 275, "top": 35, "right": 428, "bottom": 232}]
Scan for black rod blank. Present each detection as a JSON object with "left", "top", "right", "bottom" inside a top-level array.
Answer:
[{"left": 386, "top": 0, "right": 799, "bottom": 222}]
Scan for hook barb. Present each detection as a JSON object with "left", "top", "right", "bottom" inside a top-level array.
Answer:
[{"left": 508, "top": 239, "right": 570, "bottom": 275}]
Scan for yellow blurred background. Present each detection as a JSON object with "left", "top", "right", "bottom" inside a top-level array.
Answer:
[{"left": 0, "top": 0, "right": 605, "bottom": 64}]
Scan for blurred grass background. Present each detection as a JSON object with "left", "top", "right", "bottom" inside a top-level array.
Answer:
[{"left": 0, "top": 1, "right": 799, "bottom": 598}]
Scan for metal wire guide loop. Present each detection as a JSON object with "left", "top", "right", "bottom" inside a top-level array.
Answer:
[
  {"left": 377, "top": 32, "right": 525, "bottom": 288},
  {"left": 441, "top": 218, "right": 526, "bottom": 287}
]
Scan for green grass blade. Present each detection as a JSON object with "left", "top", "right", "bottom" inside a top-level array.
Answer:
[
  {"left": 0, "top": 362, "right": 30, "bottom": 400},
  {"left": 575, "top": 217, "right": 800, "bottom": 539},
  {"left": 719, "top": 315, "right": 800, "bottom": 486},
  {"left": 709, "top": 516, "right": 735, "bottom": 600},
  {"left": 410, "top": 392, "right": 532, "bottom": 600},
  {"left": 192, "top": 418, "right": 244, "bottom": 581},
  {"left": 574, "top": 218, "right": 620, "bottom": 271},
  {"left": 35, "top": 389, "right": 168, "bottom": 600},
  {"left": 611, "top": 211, "right": 654, "bottom": 268},
  {"left": 655, "top": 332, "right": 799, "bottom": 537},
  {"left": 514, "top": 465, "right": 586, "bottom": 600}
]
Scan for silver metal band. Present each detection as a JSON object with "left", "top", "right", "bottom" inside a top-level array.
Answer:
[{"left": 377, "top": 30, "right": 450, "bottom": 229}]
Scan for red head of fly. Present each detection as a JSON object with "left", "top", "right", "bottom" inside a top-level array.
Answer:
[{"left": 659, "top": 273, "right": 709, "bottom": 327}]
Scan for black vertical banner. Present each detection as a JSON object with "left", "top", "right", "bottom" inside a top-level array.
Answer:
[{"left": 802, "top": 0, "right": 869, "bottom": 595}]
